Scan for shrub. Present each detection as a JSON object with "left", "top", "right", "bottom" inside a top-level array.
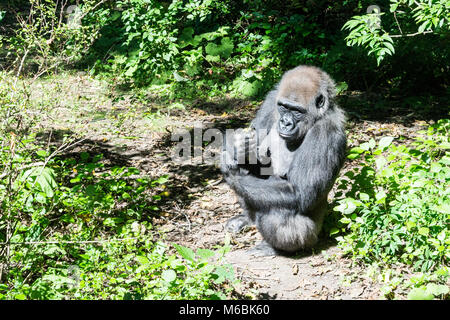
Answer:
[
  {"left": 0, "top": 73, "right": 235, "bottom": 300},
  {"left": 332, "top": 120, "right": 449, "bottom": 274}
]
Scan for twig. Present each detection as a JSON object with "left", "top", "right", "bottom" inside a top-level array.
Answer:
[
  {"left": 393, "top": 11, "right": 403, "bottom": 35},
  {"left": 207, "top": 177, "right": 223, "bottom": 187},
  {"left": 390, "top": 30, "right": 433, "bottom": 38},
  {"left": 13, "top": 49, "right": 29, "bottom": 87},
  {"left": 240, "top": 275, "right": 280, "bottom": 282},
  {"left": 177, "top": 204, "right": 192, "bottom": 232}
]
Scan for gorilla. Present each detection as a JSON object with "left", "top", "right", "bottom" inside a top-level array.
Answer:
[{"left": 220, "top": 65, "right": 347, "bottom": 256}]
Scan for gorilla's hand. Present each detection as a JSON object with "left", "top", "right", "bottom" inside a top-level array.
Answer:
[
  {"left": 233, "top": 128, "right": 257, "bottom": 164},
  {"left": 220, "top": 128, "right": 257, "bottom": 176},
  {"left": 220, "top": 146, "right": 239, "bottom": 176}
]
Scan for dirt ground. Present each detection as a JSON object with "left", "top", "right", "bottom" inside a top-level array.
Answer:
[{"left": 37, "top": 72, "right": 442, "bottom": 300}]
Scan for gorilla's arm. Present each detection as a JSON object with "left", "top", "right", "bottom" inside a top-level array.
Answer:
[
  {"left": 226, "top": 174, "right": 298, "bottom": 210},
  {"left": 290, "top": 120, "right": 346, "bottom": 212},
  {"left": 227, "top": 119, "right": 346, "bottom": 213}
]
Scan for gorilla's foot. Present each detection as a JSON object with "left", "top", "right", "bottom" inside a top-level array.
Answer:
[
  {"left": 247, "top": 241, "right": 278, "bottom": 257},
  {"left": 225, "top": 214, "right": 252, "bottom": 233}
]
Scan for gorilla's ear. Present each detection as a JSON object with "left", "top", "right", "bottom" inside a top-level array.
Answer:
[
  {"left": 321, "top": 71, "right": 336, "bottom": 100},
  {"left": 315, "top": 94, "right": 325, "bottom": 108}
]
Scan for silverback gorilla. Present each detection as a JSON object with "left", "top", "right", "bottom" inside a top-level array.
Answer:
[{"left": 220, "top": 65, "right": 347, "bottom": 256}]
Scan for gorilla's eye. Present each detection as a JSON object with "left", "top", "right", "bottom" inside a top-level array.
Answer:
[
  {"left": 278, "top": 104, "right": 287, "bottom": 113},
  {"left": 316, "top": 95, "right": 325, "bottom": 108},
  {"left": 292, "top": 110, "right": 303, "bottom": 119}
]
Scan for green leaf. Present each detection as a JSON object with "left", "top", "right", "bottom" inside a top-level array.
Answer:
[
  {"left": 408, "top": 287, "right": 434, "bottom": 300},
  {"left": 43, "top": 245, "right": 65, "bottom": 256},
  {"left": 435, "top": 203, "right": 449, "bottom": 214},
  {"left": 378, "top": 136, "right": 394, "bottom": 150},
  {"left": 350, "top": 147, "right": 365, "bottom": 154},
  {"left": 86, "top": 185, "right": 96, "bottom": 197},
  {"left": 418, "top": 227, "right": 429, "bottom": 236},
  {"left": 347, "top": 153, "right": 360, "bottom": 159},
  {"left": 335, "top": 82, "right": 348, "bottom": 95},
  {"left": 418, "top": 22, "right": 427, "bottom": 33},
  {"left": 375, "top": 190, "right": 386, "bottom": 202},
  {"left": 14, "top": 293, "right": 27, "bottom": 300},
  {"left": 406, "top": 221, "right": 416, "bottom": 230},
  {"left": 136, "top": 255, "right": 149, "bottom": 266},
  {"left": 359, "top": 193, "right": 370, "bottom": 201},
  {"left": 390, "top": 3, "right": 399, "bottom": 12},
  {"left": 179, "top": 27, "right": 195, "bottom": 47},
  {"left": 205, "top": 37, "right": 234, "bottom": 59},
  {"left": 173, "top": 243, "right": 195, "bottom": 262},
  {"left": 375, "top": 157, "right": 387, "bottom": 170},
  {"left": 124, "top": 64, "right": 137, "bottom": 77},
  {"left": 161, "top": 269, "right": 177, "bottom": 282},
  {"left": 196, "top": 249, "right": 216, "bottom": 259},
  {"left": 173, "top": 71, "right": 189, "bottom": 82},
  {"left": 23, "top": 167, "right": 57, "bottom": 198},
  {"left": 334, "top": 199, "right": 358, "bottom": 214},
  {"left": 426, "top": 283, "right": 449, "bottom": 296},
  {"left": 212, "top": 264, "right": 234, "bottom": 284},
  {"left": 36, "top": 150, "right": 47, "bottom": 157},
  {"left": 154, "top": 175, "right": 169, "bottom": 185},
  {"left": 205, "top": 54, "right": 220, "bottom": 63},
  {"left": 360, "top": 141, "right": 373, "bottom": 151},
  {"left": 384, "top": 41, "right": 395, "bottom": 55},
  {"left": 122, "top": 192, "right": 131, "bottom": 199},
  {"left": 329, "top": 227, "right": 340, "bottom": 236},
  {"left": 376, "top": 55, "right": 383, "bottom": 66},
  {"left": 430, "top": 163, "right": 442, "bottom": 173}
]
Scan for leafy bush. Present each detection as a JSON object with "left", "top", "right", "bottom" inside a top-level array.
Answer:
[
  {"left": 407, "top": 269, "right": 449, "bottom": 300},
  {"left": 330, "top": 120, "right": 449, "bottom": 297},
  {"left": 343, "top": 0, "right": 450, "bottom": 64},
  {"left": 7, "top": 237, "right": 235, "bottom": 300},
  {"left": 333, "top": 120, "right": 449, "bottom": 271},
  {"left": 0, "top": 149, "right": 236, "bottom": 299},
  {"left": 0, "top": 74, "right": 235, "bottom": 300},
  {"left": 3, "top": 1, "right": 448, "bottom": 95},
  {"left": 81, "top": 0, "right": 330, "bottom": 96},
  {"left": 0, "top": 147, "right": 235, "bottom": 299},
  {"left": 3, "top": 0, "right": 104, "bottom": 77}
]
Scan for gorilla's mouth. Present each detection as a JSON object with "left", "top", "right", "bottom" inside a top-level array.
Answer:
[{"left": 278, "top": 127, "right": 299, "bottom": 140}]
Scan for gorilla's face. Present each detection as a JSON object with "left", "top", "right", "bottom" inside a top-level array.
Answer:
[{"left": 276, "top": 67, "right": 331, "bottom": 142}]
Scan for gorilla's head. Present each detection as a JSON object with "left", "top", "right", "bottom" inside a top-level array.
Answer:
[{"left": 276, "top": 66, "right": 336, "bottom": 142}]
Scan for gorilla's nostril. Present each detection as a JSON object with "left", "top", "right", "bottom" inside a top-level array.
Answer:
[
  {"left": 284, "top": 120, "right": 293, "bottom": 128},
  {"left": 281, "top": 115, "right": 294, "bottom": 127}
]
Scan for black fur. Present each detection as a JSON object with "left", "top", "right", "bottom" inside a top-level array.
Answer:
[{"left": 220, "top": 65, "right": 347, "bottom": 256}]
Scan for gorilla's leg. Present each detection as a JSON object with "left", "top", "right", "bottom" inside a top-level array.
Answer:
[
  {"left": 225, "top": 196, "right": 255, "bottom": 233},
  {"left": 254, "top": 200, "right": 328, "bottom": 254},
  {"left": 247, "top": 240, "right": 279, "bottom": 257},
  {"left": 225, "top": 214, "right": 252, "bottom": 233},
  {"left": 256, "top": 211, "right": 318, "bottom": 253}
]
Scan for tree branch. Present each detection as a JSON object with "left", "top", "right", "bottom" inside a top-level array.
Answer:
[{"left": 390, "top": 30, "right": 433, "bottom": 38}]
